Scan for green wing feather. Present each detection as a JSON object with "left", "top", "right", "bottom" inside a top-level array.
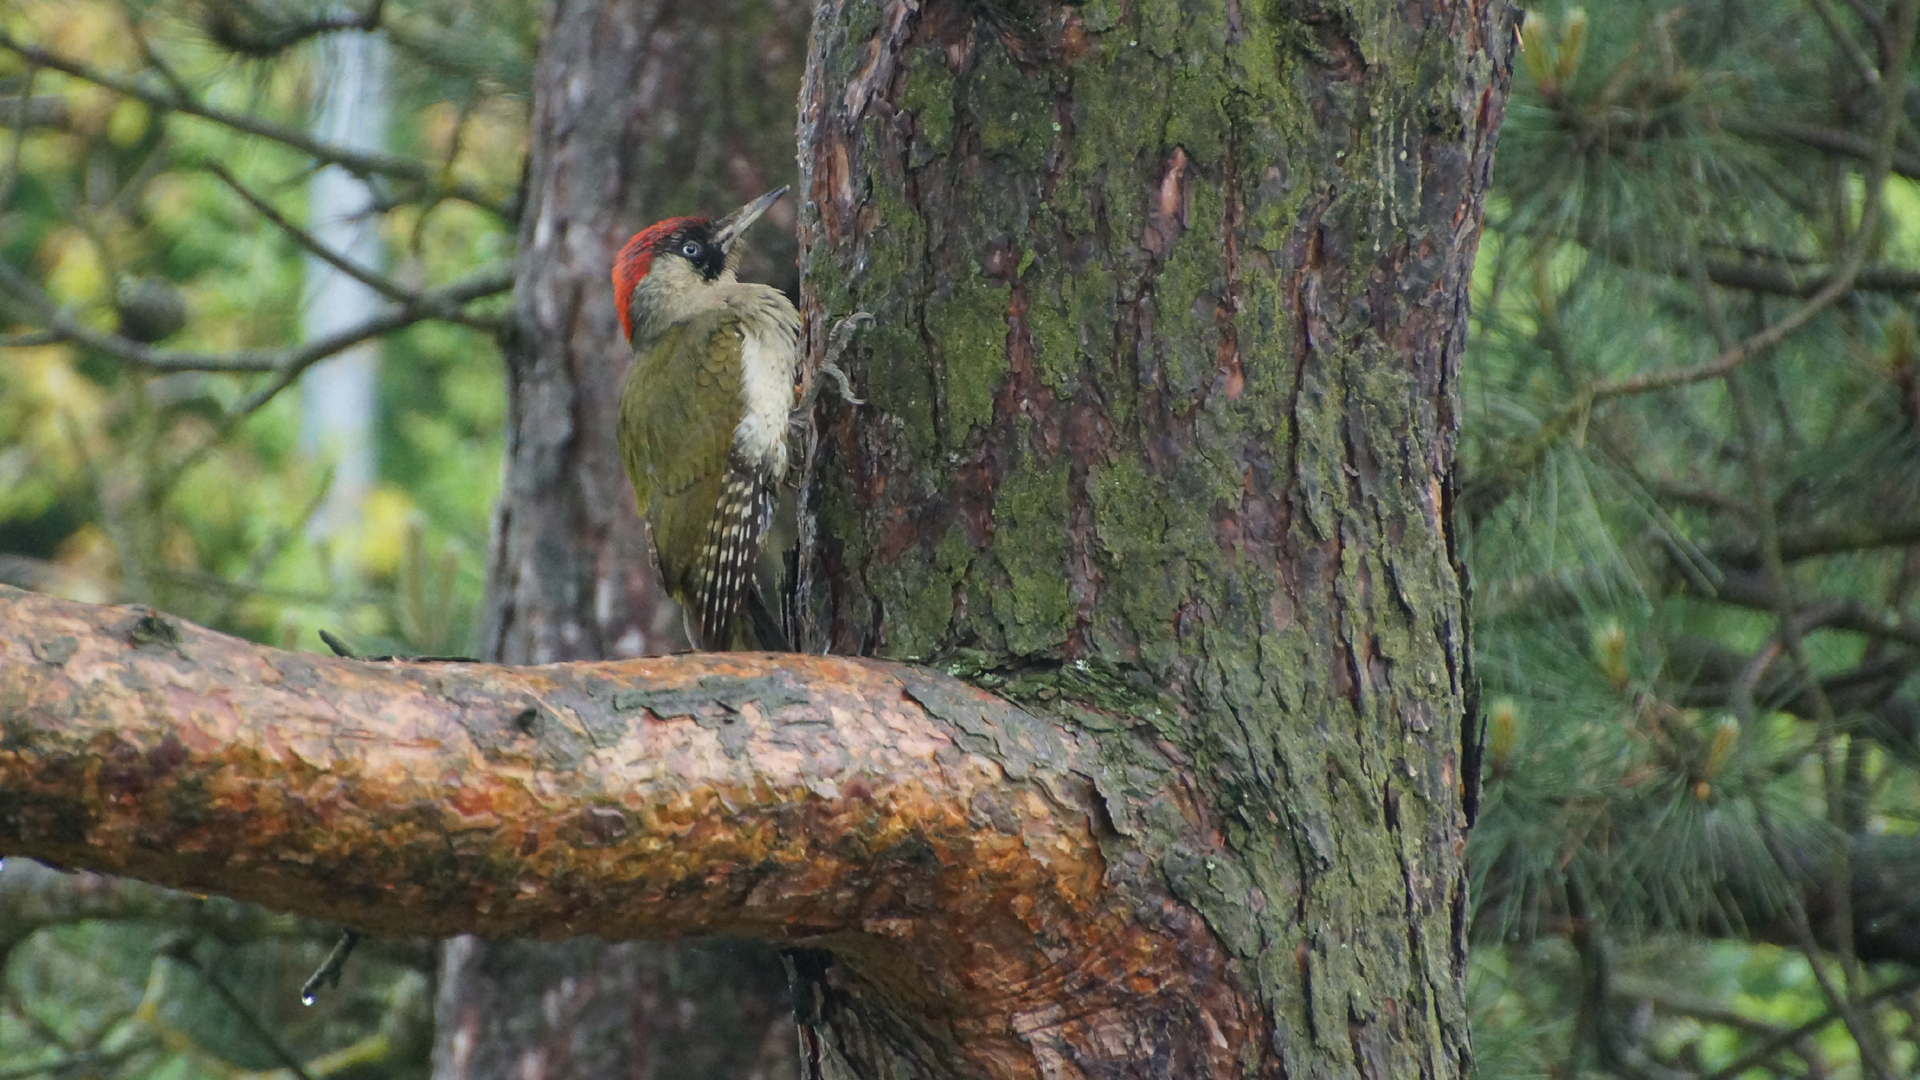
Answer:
[{"left": 617, "top": 309, "right": 748, "bottom": 614}]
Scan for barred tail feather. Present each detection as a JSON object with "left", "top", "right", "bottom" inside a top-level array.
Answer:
[{"left": 694, "top": 464, "right": 776, "bottom": 649}]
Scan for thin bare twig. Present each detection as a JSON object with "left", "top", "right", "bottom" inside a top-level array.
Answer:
[
  {"left": 125, "top": 10, "right": 196, "bottom": 105},
  {"left": 206, "top": 162, "right": 500, "bottom": 331},
  {"left": 0, "top": 65, "right": 37, "bottom": 217},
  {"left": 165, "top": 945, "right": 321, "bottom": 1080},
  {"left": 1837, "top": 0, "right": 1884, "bottom": 30},
  {"left": 1757, "top": 822, "right": 1899, "bottom": 1080},
  {"left": 139, "top": 259, "right": 515, "bottom": 503},
  {"left": 0, "top": 29, "right": 510, "bottom": 218},
  {"left": 1700, "top": 974, "right": 1920, "bottom": 1080},
  {"left": 1803, "top": 0, "right": 1882, "bottom": 85}
]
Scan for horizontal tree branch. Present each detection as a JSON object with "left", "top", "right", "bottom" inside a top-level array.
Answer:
[
  {"left": 1712, "top": 571, "right": 1920, "bottom": 648},
  {"left": 1729, "top": 117, "right": 1920, "bottom": 183},
  {"left": 0, "top": 29, "right": 511, "bottom": 218},
  {"left": 0, "top": 586, "right": 1249, "bottom": 1063},
  {"left": 1705, "top": 257, "right": 1920, "bottom": 296},
  {"left": 0, "top": 256, "right": 512, "bottom": 374}
]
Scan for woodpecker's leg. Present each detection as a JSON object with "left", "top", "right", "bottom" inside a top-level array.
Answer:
[{"left": 800, "top": 311, "right": 871, "bottom": 412}]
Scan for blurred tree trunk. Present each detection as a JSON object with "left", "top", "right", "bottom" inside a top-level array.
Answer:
[
  {"left": 447, "top": 0, "right": 810, "bottom": 1077},
  {"left": 787, "top": 0, "right": 1514, "bottom": 1074},
  {"left": 298, "top": 26, "right": 390, "bottom": 543}
]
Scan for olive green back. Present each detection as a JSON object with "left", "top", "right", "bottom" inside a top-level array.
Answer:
[{"left": 617, "top": 310, "right": 747, "bottom": 607}]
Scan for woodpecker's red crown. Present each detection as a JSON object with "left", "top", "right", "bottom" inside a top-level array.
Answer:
[
  {"left": 611, "top": 187, "right": 790, "bottom": 343},
  {"left": 612, "top": 217, "right": 715, "bottom": 341}
]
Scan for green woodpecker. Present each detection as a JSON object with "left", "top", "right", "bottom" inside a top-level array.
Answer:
[{"left": 612, "top": 187, "right": 800, "bottom": 652}]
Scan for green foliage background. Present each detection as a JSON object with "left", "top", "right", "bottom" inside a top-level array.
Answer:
[
  {"left": 3, "top": 0, "right": 1920, "bottom": 1078},
  {"left": 1464, "top": 3, "right": 1920, "bottom": 1077},
  {"left": 0, "top": 0, "right": 527, "bottom": 659}
]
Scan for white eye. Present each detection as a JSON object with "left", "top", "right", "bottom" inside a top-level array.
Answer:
[{"left": 682, "top": 241, "right": 702, "bottom": 258}]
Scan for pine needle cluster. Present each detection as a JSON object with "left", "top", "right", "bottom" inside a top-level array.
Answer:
[{"left": 1467, "top": 2, "right": 1920, "bottom": 1076}]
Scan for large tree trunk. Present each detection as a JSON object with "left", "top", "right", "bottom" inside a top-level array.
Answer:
[
  {"left": 451, "top": 0, "right": 808, "bottom": 1075},
  {"left": 789, "top": 0, "right": 1514, "bottom": 1074},
  {"left": 0, "top": 2, "right": 1515, "bottom": 1078}
]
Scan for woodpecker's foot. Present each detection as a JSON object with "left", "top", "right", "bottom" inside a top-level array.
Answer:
[
  {"left": 826, "top": 311, "right": 873, "bottom": 364},
  {"left": 816, "top": 311, "right": 871, "bottom": 407},
  {"left": 816, "top": 360, "right": 864, "bottom": 407}
]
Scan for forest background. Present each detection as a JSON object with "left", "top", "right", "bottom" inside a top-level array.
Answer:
[{"left": 2, "top": 0, "right": 1919, "bottom": 1078}]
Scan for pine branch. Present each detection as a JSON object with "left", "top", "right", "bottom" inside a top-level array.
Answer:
[{"left": 1471, "top": 8, "right": 1920, "bottom": 520}]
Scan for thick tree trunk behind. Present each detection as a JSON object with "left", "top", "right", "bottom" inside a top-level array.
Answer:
[
  {"left": 446, "top": 0, "right": 808, "bottom": 1077},
  {"left": 792, "top": 0, "right": 1513, "bottom": 1074}
]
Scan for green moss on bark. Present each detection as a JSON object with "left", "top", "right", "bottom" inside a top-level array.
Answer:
[
  {"left": 924, "top": 274, "right": 1009, "bottom": 450},
  {"left": 799, "top": 0, "right": 1510, "bottom": 1071},
  {"left": 879, "top": 524, "right": 975, "bottom": 661},
  {"left": 902, "top": 58, "right": 957, "bottom": 165},
  {"left": 989, "top": 451, "right": 1072, "bottom": 654}
]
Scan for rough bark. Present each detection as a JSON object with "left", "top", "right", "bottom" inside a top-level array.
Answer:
[
  {"left": 12, "top": 589, "right": 1920, "bottom": 1031},
  {"left": 1, "top": 0, "right": 1521, "bottom": 1074},
  {"left": 791, "top": 0, "right": 1515, "bottom": 1075},
  {"left": 464, "top": 0, "right": 810, "bottom": 1073},
  {"left": 0, "top": 586, "right": 1252, "bottom": 1075}
]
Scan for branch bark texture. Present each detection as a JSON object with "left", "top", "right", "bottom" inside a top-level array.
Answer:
[{"left": 0, "top": 586, "right": 1247, "bottom": 1076}]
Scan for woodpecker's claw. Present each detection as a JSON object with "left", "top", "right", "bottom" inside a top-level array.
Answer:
[
  {"left": 817, "top": 361, "right": 864, "bottom": 407},
  {"left": 827, "top": 311, "right": 874, "bottom": 362},
  {"left": 800, "top": 311, "right": 871, "bottom": 410}
]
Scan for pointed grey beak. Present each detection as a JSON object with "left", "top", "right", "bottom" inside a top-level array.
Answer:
[{"left": 711, "top": 186, "right": 788, "bottom": 252}]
